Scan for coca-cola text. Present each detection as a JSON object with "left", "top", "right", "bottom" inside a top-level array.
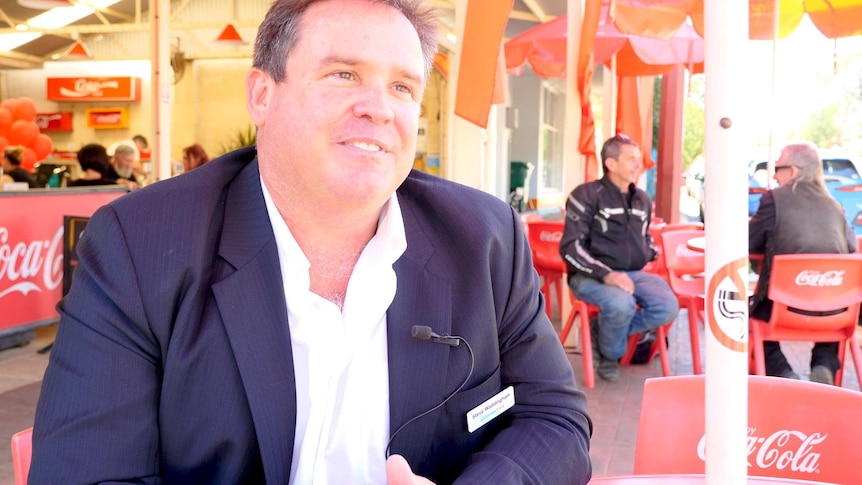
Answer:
[
  {"left": 795, "top": 270, "right": 844, "bottom": 287},
  {"left": 696, "top": 428, "right": 825, "bottom": 474}
]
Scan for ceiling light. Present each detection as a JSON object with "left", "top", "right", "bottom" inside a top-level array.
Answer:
[
  {"left": 215, "top": 24, "right": 247, "bottom": 45},
  {"left": 0, "top": 33, "right": 43, "bottom": 52},
  {"left": 15, "top": 24, "right": 29, "bottom": 31},
  {"left": 17, "top": 0, "right": 73, "bottom": 8},
  {"left": 27, "top": 1, "right": 121, "bottom": 30}
]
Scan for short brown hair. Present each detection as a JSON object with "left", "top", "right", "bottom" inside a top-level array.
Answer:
[
  {"left": 252, "top": 0, "right": 439, "bottom": 83},
  {"left": 600, "top": 134, "right": 639, "bottom": 172}
]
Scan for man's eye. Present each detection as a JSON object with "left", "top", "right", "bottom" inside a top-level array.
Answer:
[
  {"left": 334, "top": 72, "right": 355, "bottom": 80},
  {"left": 394, "top": 84, "right": 413, "bottom": 94}
]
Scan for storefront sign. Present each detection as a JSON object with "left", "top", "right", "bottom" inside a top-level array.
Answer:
[
  {"left": 46, "top": 76, "right": 142, "bottom": 102},
  {"left": 35, "top": 112, "right": 73, "bottom": 132},
  {"left": 0, "top": 189, "right": 126, "bottom": 334},
  {"left": 85, "top": 108, "right": 130, "bottom": 129}
]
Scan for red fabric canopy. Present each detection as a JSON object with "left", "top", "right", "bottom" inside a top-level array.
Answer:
[
  {"left": 612, "top": 0, "right": 862, "bottom": 40},
  {"left": 504, "top": 6, "right": 704, "bottom": 78}
]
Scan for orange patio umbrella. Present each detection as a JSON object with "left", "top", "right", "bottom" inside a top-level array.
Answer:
[
  {"left": 610, "top": 0, "right": 862, "bottom": 40},
  {"left": 505, "top": 8, "right": 704, "bottom": 78}
]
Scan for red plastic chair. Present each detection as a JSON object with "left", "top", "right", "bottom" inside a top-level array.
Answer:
[
  {"left": 644, "top": 222, "right": 702, "bottom": 284},
  {"left": 749, "top": 253, "right": 862, "bottom": 388},
  {"left": 661, "top": 229, "right": 706, "bottom": 375},
  {"left": 11, "top": 427, "right": 32, "bottom": 485},
  {"left": 642, "top": 222, "right": 666, "bottom": 277},
  {"left": 561, "top": 292, "right": 672, "bottom": 389},
  {"left": 634, "top": 375, "right": 862, "bottom": 483},
  {"left": 525, "top": 220, "right": 567, "bottom": 320}
]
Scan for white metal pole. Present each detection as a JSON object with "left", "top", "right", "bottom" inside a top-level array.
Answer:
[
  {"left": 153, "top": 0, "right": 172, "bottom": 182},
  {"left": 562, "top": 0, "right": 583, "bottom": 190},
  {"left": 703, "top": 0, "right": 750, "bottom": 483}
]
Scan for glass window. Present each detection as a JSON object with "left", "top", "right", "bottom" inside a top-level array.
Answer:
[{"left": 539, "top": 82, "right": 564, "bottom": 193}]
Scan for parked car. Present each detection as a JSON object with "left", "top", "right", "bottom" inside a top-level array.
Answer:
[{"left": 748, "top": 152, "right": 862, "bottom": 234}]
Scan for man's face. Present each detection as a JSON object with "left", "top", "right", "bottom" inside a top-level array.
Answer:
[
  {"left": 606, "top": 144, "right": 643, "bottom": 190},
  {"left": 773, "top": 150, "right": 797, "bottom": 187},
  {"left": 247, "top": 0, "right": 425, "bottom": 213},
  {"left": 113, "top": 153, "right": 135, "bottom": 178}
]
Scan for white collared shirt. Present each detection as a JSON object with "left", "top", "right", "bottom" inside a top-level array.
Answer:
[{"left": 261, "top": 176, "right": 407, "bottom": 484}]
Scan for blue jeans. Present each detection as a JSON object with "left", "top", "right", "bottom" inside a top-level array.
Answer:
[{"left": 570, "top": 271, "right": 679, "bottom": 360}]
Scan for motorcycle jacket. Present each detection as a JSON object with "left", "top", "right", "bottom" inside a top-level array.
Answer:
[{"left": 559, "top": 176, "right": 657, "bottom": 280}]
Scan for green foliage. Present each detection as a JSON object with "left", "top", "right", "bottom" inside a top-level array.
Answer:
[
  {"left": 219, "top": 125, "right": 257, "bottom": 155},
  {"left": 796, "top": 103, "right": 841, "bottom": 148},
  {"left": 682, "top": 75, "right": 705, "bottom": 172}
]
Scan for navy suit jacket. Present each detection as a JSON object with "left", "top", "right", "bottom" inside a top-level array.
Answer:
[{"left": 32, "top": 147, "right": 592, "bottom": 484}]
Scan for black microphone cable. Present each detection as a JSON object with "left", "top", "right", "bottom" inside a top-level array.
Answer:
[{"left": 384, "top": 325, "right": 475, "bottom": 458}]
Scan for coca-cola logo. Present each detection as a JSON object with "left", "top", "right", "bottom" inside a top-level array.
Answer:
[
  {"left": 697, "top": 428, "right": 826, "bottom": 474},
  {"left": 539, "top": 231, "right": 562, "bottom": 243},
  {"left": 0, "top": 227, "right": 63, "bottom": 299},
  {"left": 93, "top": 113, "right": 122, "bottom": 124},
  {"left": 795, "top": 270, "right": 844, "bottom": 287},
  {"left": 34, "top": 113, "right": 61, "bottom": 129},
  {"left": 59, "top": 79, "right": 120, "bottom": 98}
]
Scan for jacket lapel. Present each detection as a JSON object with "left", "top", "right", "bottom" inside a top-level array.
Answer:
[
  {"left": 212, "top": 159, "right": 295, "bottom": 484},
  {"left": 386, "top": 198, "right": 453, "bottom": 464}
]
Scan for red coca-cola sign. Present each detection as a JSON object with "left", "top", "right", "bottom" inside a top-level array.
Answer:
[
  {"left": 34, "top": 112, "right": 73, "bottom": 132},
  {"left": 0, "top": 190, "right": 126, "bottom": 333}
]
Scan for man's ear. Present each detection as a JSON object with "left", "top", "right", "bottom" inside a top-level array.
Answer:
[{"left": 246, "top": 68, "right": 272, "bottom": 127}]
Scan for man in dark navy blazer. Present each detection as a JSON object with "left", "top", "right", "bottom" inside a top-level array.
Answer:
[{"left": 31, "top": 0, "right": 592, "bottom": 483}]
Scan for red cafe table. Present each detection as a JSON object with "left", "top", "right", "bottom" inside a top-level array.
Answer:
[{"left": 589, "top": 474, "right": 837, "bottom": 485}]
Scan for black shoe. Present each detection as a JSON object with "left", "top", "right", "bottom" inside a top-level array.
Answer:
[
  {"left": 597, "top": 357, "right": 620, "bottom": 382},
  {"left": 809, "top": 365, "right": 834, "bottom": 385}
]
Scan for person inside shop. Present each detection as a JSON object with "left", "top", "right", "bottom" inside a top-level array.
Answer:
[
  {"left": 749, "top": 142, "right": 856, "bottom": 385},
  {"left": 133, "top": 134, "right": 149, "bottom": 153},
  {"left": 30, "top": 1, "right": 593, "bottom": 484},
  {"left": 1, "top": 145, "right": 41, "bottom": 188},
  {"left": 182, "top": 143, "right": 210, "bottom": 172},
  {"left": 108, "top": 143, "right": 140, "bottom": 190},
  {"left": 559, "top": 134, "right": 679, "bottom": 382},
  {"left": 67, "top": 143, "right": 118, "bottom": 187}
]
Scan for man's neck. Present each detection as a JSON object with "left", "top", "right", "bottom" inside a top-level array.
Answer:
[{"left": 606, "top": 174, "right": 631, "bottom": 193}]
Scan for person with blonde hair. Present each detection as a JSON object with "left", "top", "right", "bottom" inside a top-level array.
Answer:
[{"left": 2, "top": 145, "right": 40, "bottom": 188}]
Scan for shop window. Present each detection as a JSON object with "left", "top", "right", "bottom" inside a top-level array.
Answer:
[{"left": 539, "top": 82, "right": 564, "bottom": 193}]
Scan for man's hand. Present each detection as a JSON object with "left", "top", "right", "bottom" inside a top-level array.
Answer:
[
  {"left": 603, "top": 271, "right": 634, "bottom": 294},
  {"left": 386, "top": 455, "right": 435, "bottom": 485}
]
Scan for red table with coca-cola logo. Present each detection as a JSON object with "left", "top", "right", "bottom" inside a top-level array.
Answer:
[{"left": 0, "top": 186, "right": 127, "bottom": 348}]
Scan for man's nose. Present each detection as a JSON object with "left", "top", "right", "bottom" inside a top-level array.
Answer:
[{"left": 352, "top": 84, "right": 395, "bottom": 123}]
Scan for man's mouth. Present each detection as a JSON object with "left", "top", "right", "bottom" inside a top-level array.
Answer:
[{"left": 347, "top": 141, "right": 383, "bottom": 152}]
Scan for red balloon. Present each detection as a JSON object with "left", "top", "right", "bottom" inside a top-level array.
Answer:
[
  {"left": 0, "top": 136, "right": 8, "bottom": 153},
  {"left": 0, "top": 108, "right": 12, "bottom": 136},
  {"left": 21, "top": 147, "right": 37, "bottom": 172},
  {"left": 12, "top": 97, "right": 37, "bottom": 122},
  {"left": 7, "top": 120, "right": 39, "bottom": 147},
  {"left": 32, "top": 133, "right": 53, "bottom": 161},
  {"left": 0, "top": 98, "right": 19, "bottom": 114}
]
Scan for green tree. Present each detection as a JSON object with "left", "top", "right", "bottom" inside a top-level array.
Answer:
[
  {"left": 682, "top": 75, "right": 705, "bottom": 172},
  {"left": 797, "top": 103, "right": 841, "bottom": 148}
]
